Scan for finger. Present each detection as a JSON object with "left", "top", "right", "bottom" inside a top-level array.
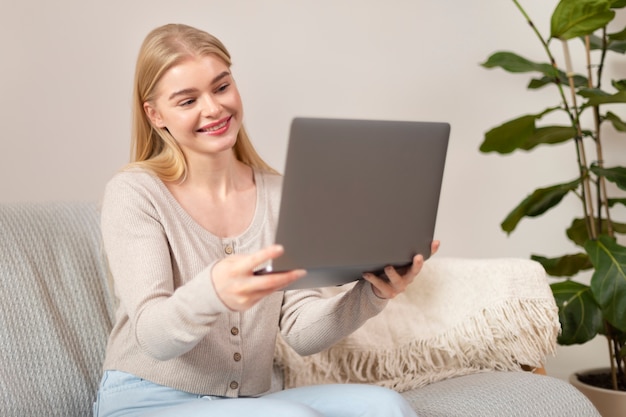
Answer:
[
  {"left": 253, "top": 269, "right": 307, "bottom": 292},
  {"left": 383, "top": 265, "right": 403, "bottom": 284},
  {"left": 234, "top": 268, "right": 307, "bottom": 295},
  {"left": 361, "top": 272, "right": 390, "bottom": 298},
  {"left": 431, "top": 240, "right": 440, "bottom": 256},
  {"left": 239, "top": 244, "right": 285, "bottom": 273},
  {"left": 363, "top": 271, "right": 387, "bottom": 287},
  {"left": 401, "top": 254, "right": 425, "bottom": 281},
  {"left": 221, "top": 269, "right": 307, "bottom": 311}
]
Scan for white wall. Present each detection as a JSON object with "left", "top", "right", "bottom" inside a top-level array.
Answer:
[{"left": 2, "top": 0, "right": 624, "bottom": 380}]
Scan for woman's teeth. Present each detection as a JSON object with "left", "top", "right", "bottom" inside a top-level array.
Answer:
[{"left": 201, "top": 119, "right": 228, "bottom": 132}]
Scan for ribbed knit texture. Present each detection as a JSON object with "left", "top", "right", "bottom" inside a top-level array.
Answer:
[
  {"left": 0, "top": 202, "right": 114, "bottom": 417},
  {"left": 99, "top": 168, "right": 387, "bottom": 397}
]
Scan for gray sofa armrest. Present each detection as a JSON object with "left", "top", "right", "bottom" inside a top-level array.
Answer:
[{"left": 0, "top": 202, "right": 113, "bottom": 417}]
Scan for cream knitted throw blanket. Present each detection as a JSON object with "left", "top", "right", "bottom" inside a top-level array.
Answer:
[{"left": 275, "top": 257, "right": 560, "bottom": 391}]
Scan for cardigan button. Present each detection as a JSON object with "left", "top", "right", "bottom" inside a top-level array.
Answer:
[
  {"left": 230, "top": 381, "right": 239, "bottom": 390},
  {"left": 233, "top": 352, "right": 242, "bottom": 362},
  {"left": 230, "top": 327, "right": 239, "bottom": 336},
  {"left": 224, "top": 244, "right": 233, "bottom": 255}
]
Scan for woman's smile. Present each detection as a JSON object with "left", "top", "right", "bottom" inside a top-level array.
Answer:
[{"left": 197, "top": 116, "right": 232, "bottom": 135}]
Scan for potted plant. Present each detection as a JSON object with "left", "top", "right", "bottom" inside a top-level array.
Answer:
[{"left": 479, "top": 0, "right": 626, "bottom": 412}]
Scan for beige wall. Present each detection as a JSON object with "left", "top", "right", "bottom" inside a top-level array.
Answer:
[{"left": 1, "top": 0, "right": 624, "bottom": 379}]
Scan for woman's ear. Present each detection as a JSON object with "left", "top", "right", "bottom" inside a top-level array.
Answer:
[{"left": 144, "top": 102, "right": 166, "bottom": 128}]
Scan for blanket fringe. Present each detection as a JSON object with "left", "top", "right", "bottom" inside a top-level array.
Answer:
[{"left": 275, "top": 298, "right": 559, "bottom": 392}]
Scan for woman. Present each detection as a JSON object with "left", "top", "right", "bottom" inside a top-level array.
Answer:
[{"left": 94, "top": 23, "right": 437, "bottom": 417}]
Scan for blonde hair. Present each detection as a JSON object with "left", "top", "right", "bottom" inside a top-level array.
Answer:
[{"left": 128, "top": 23, "right": 276, "bottom": 181}]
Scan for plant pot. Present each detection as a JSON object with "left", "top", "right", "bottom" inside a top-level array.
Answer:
[{"left": 569, "top": 368, "right": 626, "bottom": 417}]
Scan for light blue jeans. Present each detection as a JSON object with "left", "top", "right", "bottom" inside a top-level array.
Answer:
[{"left": 93, "top": 370, "right": 417, "bottom": 417}]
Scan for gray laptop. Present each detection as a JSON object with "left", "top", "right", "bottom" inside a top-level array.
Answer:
[{"left": 259, "top": 117, "right": 449, "bottom": 290}]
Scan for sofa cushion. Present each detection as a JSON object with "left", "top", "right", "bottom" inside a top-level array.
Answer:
[
  {"left": 403, "top": 371, "right": 600, "bottom": 416},
  {"left": 275, "top": 257, "right": 559, "bottom": 392},
  {"left": 0, "top": 202, "right": 113, "bottom": 417}
]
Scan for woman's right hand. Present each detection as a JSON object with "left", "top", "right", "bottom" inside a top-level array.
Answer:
[{"left": 211, "top": 244, "right": 306, "bottom": 311}]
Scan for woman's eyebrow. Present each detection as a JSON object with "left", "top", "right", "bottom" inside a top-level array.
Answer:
[
  {"left": 167, "top": 71, "right": 231, "bottom": 101},
  {"left": 168, "top": 88, "right": 198, "bottom": 101},
  {"left": 212, "top": 70, "right": 231, "bottom": 84}
]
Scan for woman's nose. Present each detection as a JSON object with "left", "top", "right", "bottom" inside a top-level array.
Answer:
[{"left": 200, "top": 94, "right": 220, "bottom": 117}]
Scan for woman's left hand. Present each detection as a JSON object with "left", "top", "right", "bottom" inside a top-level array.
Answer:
[{"left": 362, "top": 240, "right": 440, "bottom": 299}]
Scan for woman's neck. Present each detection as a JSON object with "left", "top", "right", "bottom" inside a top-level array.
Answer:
[
  {"left": 162, "top": 151, "right": 257, "bottom": 238},
  {"left": 173, "top": 151, "right": 253, "bottom": 201}
]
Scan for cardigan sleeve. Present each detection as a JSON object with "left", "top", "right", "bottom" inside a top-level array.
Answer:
[
  {"left": 101, "top": 173, "right": 230, "bottom": 361},
  {"left": 278, "top": 279, "right": 388, "bottom": 356}
]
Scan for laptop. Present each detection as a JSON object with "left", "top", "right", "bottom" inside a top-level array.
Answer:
[{"left": 258, "top": 117, "right": 449, "bottom": 290}]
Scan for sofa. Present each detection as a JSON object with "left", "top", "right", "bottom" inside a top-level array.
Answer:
[{"left": 0, "top": 202, "right": 600, "bottom": 416}]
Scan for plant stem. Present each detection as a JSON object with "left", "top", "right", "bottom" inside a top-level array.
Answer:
[
  {"left": 512, "top": 0, "right": 597, "bottom": 238},
  {"left": 621, "top": 341, "right": 626, "bottom": 389},
  {"left": 595, "top": 29, "right": 608, "bottom": 89},
  {"left": 606, "top": 323, "right": 619, "bottom": 390},
  {"left": 562, "top": 40, "right": 597, "bottom": 239},
  {"left": 512, "top": 0, "right": 570, "bottom": 109},
  {"left": 585, "top": 34, "right": 614, "bottom": 236}
]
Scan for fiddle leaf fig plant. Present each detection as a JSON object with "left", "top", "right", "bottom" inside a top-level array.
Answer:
[{"left": 480, "top": 0, "right": 626, "bottom": 391}]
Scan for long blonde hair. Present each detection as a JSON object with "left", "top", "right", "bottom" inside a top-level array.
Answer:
[{"left": 129, "top": 23, "right": 276, "bottom": 181}]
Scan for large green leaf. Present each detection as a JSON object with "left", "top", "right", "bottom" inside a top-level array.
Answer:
[
  {"left": 614, "top": 79, "right": 626, "bottom": 91},
  {"left": 481, "top": 52, "right": 558, "bottom": 76},
  {"left": 609, "top": 198, "right": 626, "bottom": 207},
  {"left": 586, "top": 90, "right": 626, "bottom": 105},
  {"left": 606, "top": 39, "right": 626, "bottom": 53},
  {"left": 481, "top": 51, "right": 593, "bottom": 89},
  {"left": 520, "top": 126, "right": 578, "bottom": 150},
  {"left": 579, "top": 87, "right": 613, "bottom": 98},
  {"left": 551, "top": 280, "right": 603, "bottom": 344},
  {"left": 590, "top": 165, "right": 626, "bottom": 190},
  {"left": 567, "top": 218, "right": 590, "bottom": 245},
  {"left": 551, "top": 0, "right": 615, "bottom": 40},
  {"left": 609, "top": 25, "right": 626, "bottom": 41},
  {"left": 532, "top": 253, "right": 593, "bottom": 276},
  {"left": 528, "top": 73, "right": 588, "bottom": 89},
  {"left": 567, "top": 217, "right": 626, "bottom": 246},
  {"left": 501, "top": 179, "right": 580, "bottom": 233},
  {"left": 481, "top": 115, "right": 535, "bottom": 154},
  {"left": 579, "top": 88, "right": 626, "bottom": 110},
  {"left": 480, "top": 109, "right": 564, "bottom": 154},
  {"left": 605, "top": 111, "right": 626, "bottom": 131},
  {"left": 586, "top": 235, "right": 626, "bottom": 331}
]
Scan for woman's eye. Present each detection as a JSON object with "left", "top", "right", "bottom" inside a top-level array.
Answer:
[
  {"left": 180, "top": 98, "right": 196, "bottom": 106},
  {"left": 216, "top": 83, "right": 230, "bottom": 93}
]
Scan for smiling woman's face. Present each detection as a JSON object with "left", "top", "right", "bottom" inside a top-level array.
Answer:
[{"left": 143, "top": 54, "right": 244, "bottom": 161}]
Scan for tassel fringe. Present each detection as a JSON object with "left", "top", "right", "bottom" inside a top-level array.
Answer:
[{"left": 275, "top": 297, "right": 559, "bottom": 392}]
